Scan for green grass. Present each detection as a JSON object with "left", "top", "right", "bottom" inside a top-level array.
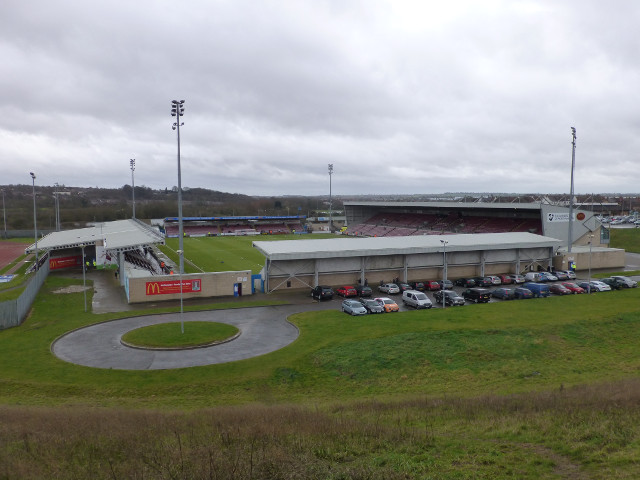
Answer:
[
  {"left": 610, "top": 227, "right": 640, "bottom": 252},
  {"left": 160, "top": 233, "right": 336, "bottom": 274},
  {"left": 121, "top": 321, "right": 239, "bottom": 348}
]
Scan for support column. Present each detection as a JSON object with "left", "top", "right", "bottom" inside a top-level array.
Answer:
[
  {"left": 360, "top": 257, "right": 366, "bottom": 285},
  {"left": 403, "top": 255, "right": 408, "bottom": 282}
]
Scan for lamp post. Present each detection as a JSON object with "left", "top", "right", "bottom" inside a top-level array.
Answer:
[
  {"left": 54, "top": 182, "right": 60, "bottom": 231},
  {"left": 30, "top": 172, "right": 38, "bottom": 271},
  {"left": 130, "top": 159, "right": 136, "bottom": 219},
  {"left": 1, "top": 188, "right": 6, "bottom": 239},
  {"left": 81, "top": 245, "right": 87, "bottom": 312},
  {"left": 177, "top": 249, "right": 184, "bottom": 334},
  {"left": 440, "top": 239, "right": 448, "bottom": 309},
  {"left": 328, "top": 164, "right": 333, "bottom": 233},
  {"left": 587, "top": 234, "right": 594, "bottom": 294},
  {"left": 568, "top": 127, "right": 577, "bottom": 253},
  {"left": 171, "top": 100, "right": 185, "bottom": 275}
]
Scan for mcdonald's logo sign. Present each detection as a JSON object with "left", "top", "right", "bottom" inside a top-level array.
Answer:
[{"left": 146, "top": 282, "right": 161, "bottom": 295}]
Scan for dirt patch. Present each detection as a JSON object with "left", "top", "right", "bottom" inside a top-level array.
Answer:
[{"left": 52, "top": 285, "right": 92, "bottom": 294}]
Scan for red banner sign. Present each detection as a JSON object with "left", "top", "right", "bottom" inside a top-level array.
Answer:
[
  {"left": 49, "top": 255, "right": 82, "bottom": 270},
  {"left": 145, "top": 279, "right": 202, "bottom": 296}
]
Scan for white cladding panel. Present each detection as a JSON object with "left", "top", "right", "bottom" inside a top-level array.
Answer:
[
  {"left": 448, "top": 251, "right": 482, "bottom": 265},
  {"left": 365, "top": 254, "right": 405, "bottom": 270},
  {"left": 318, "top": 257, "right": 361, "bottom": 272},
  {"left": 406, "top": 252, "right": 442, "bottom": 267}
]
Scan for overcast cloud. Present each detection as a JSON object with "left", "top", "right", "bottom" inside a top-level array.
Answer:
[{"left": 1, "top": 0, "right": 639, "bottom": 196}]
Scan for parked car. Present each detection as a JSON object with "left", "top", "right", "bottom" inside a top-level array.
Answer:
[
  {"left": 524, "top": 272, "right": 545, "bottom": 282},
  {"left": 409, "top": 281, "right": 426, "bottom": 291},
  {"left": 462, "top": 288, "right": 492, "bottom": 303},
  {"left": 374, "top": 297, "right": 400, "bottom": 312},
  {"left": 472, "top": 277, "right": 493, "bottom": 288},
  {"left": 336, "top": 285, "right": 358, "bottom": 297},
  {"left": 539, "top": 271, "right": 558, "bottom": 282},
  {"left": 341, "top": 299, "right": 368, "bottom": 315},
  {"left": 549, "top": 283, "right": 572, "bottom": 295},
  {"left": 423, "top": 280, "right": 441, "bottom": 291},
  {"left": 523, "top": 282, "right": 551, "bottom": 297},
  {"left": 311, "top": 285, "right": 334, "bottom": 300},
  {"left": 379, "top": 283, "right": 400, "bottom": 294},
  {"left": 552, "top": 270, "right": 569, "bottom": 281},
  {"left": 509, "top": 274, "right": 526, "bottom": 284},
  {"left": 397, "top": 283, "right": 413, "bottom": 293},
  {"left": 454, "top": 278, "right": 476, "bottom": 288},
  {"left": 611, "top": 275, "right": 638, "bottom": 288},
  {"left": 434, "top": 290, "right": 465, "bottom": 306},
  {"left": 359, "top": 298, "right": 384, "bottom": 313},
  {"left": 402, "top": 290, "right": 433, "bottom": 309},
  {"left": 438, "top": 280, "right": 453, "bottom": 290},
  {"left": 491, "top": 287, "right": 515, "bottom": 300},
  {"left": 600, "top": 277, "right": 624, "bottom": 290},
  {"left": 561, "top": 282, "right": 585, "bottom": 294},
  {"left": 564, "top": 270, "right": 577, "bottom": 280},
  {"left": 578, "top": 281, "right": 611, "bottom": 292},
  {"left": 498, "top": 275, "right": 513, "bottom": 285},
  {"left": 354, "top": 284, "right": 373, "bottom": 297},
  {"left": 486, "top": 275, "right": 502, "bottom": 285},
  {"left": 513, "top": 287, "right": 534, "bottom": 299}
]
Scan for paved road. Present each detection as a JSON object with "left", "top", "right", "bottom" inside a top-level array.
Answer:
[{"left": 52, "top": 305, "right": 310, "bottom": 370}]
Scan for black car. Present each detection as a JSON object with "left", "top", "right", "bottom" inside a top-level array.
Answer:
[
  {"left": 454, "top": 278, "right": 476, "bottom": 288},
  {"left": 397, "top": 283, "right": 412, "bottom": 293},
  {"left": 600, "top": 277, "right": 624, "bottom": 290},
  {"left": 434, "top": 290, "right": 465, "bottom": 306},
  {"left": 409, "top": 281, "right": 426, "bottom": 291},
  {"left": 359, "top": 298, "right": 384, "bottom": 313},
  {"left": 462, "top": 288, "right": 492, "bottom": 303},
  {"left": 355, "top": 284, "right": 373, "bottom": 297},
  {"left": 472, "top": 277, "right": 493, "bottom": 288},
  {"left": 311, "top": 285, "right": 334, "bottom": 300},
  {"left": 491, "top": 287, "right": 515, "bottom": 300}
]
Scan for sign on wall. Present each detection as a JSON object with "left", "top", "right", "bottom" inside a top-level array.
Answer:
[
  {"left": 145, "top": 279, "right": 202, "bottom": 296},
  {"left": 49, "top": 255, "right": 82, "bottom": 270}
]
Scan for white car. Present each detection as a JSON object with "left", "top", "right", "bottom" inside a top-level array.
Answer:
[
  {"left": 486, "top": 275, "right": 501, "bottom": 285},
  {"left": 539, "top": 272, "right": 558, "bottom": 282},
  {"left": 379, "top": 283, "right": 400, "bottom": 294}
]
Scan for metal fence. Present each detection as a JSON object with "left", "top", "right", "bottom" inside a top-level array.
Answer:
[{"left": 0, "top": 258, "right": 49, "bottom": 330}]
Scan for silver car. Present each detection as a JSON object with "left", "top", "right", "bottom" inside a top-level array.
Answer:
[
  {"left": 611, "top": 275, "right": 638, "bottom": 288},
  {"left": 379, "top": 283, "right": 400, "bottom": 294},
  {"left": 341, "top": 299, "right": 368, "bottom": 315}
]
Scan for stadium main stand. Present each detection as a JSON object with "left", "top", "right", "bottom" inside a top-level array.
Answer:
[{"left": 163, "top": 216, "right": 308, "bottom": 238}]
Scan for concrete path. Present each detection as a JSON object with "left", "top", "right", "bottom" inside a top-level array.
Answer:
[{"left": 52, "top": 305, "right": 304, "bottom": 370}]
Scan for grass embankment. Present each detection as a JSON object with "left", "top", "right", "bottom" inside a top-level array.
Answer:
[
  {"left": 159, "top": 233, "right": 336, "bottom": 274},
  {"left": 610, "top": 227, "right": 640, "bottom": 252},
  {"left": 2, "top": 276, "right": 640, "bottom": 477},
  {"left": 122, "top": 321, "right": 239, "bottom": 348}
]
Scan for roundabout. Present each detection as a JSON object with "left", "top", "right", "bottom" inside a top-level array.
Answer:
[{"left": 52, "top": 305, "right": 301, "bottom": 370}]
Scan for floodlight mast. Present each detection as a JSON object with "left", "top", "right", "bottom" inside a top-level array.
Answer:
[
  {"left": 30, "top": 172, "right": 38, "bottom": 271},
  {"left": 568, "top": 127, "right": 577, "bottom": 253},
  {"left": 171, "top": 100, "right": 185, "bottom": 274},
  {"left": 130, "top": 159, "right": 136, "bottom": 219},
  {"left": 328, "top": 164, "right": 333, "bottom": 232}
]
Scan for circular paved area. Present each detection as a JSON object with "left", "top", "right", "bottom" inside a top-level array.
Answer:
[{"left": 52, "top": 305, "right": 305, "bottom": 370}]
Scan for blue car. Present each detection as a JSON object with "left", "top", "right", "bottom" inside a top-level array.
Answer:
[{"left": 491, "top": 287, "right": 514, "bottom": 300}]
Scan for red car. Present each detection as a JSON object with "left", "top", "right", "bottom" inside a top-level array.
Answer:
[
  {"left": 561, "top": 282, "right": 585, "bottom": 294},
  {"left": 498, "top": 274, "right": 513, "bottom": 285},
  {"left": 336, "top": 285, "right": 358, "bottom": 297},
  {"left": 549, "top": 283, "right": 572, "bottom": 295},
  {"left": 424, "top": 280, "right": 441, "bottom": 291}
]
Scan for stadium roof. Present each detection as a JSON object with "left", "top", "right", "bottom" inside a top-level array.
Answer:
[
  {"left": 253, "top": 232, "right": 562, "bottom": 261},
  {"left": 25, "top": 219, "right": 164, "bottom": 254},
  {"left": 342, "top": 201, "right": 546, "bottom": 210}
]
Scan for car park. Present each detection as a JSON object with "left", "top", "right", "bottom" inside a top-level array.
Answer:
[
  {"left": 578, "top": 281, "right": 611, "bottom": 292},
  {"left": 523, "top": 282, "right": 551, "bottom": 297},
  {"left": 491, "top": 287, "right": 514, "bottom": 300},
  {"left": 462, "top": 288, "right": 492, "bottom": 303},
  {"left": 509, "top": 274, "right": 526, "bottom": 284},
  {"left": 311, "top": 285, "right": 334, "bottom": 300},
  {"left": 513, "top": 287, "right": 534, "bottom": 299},
  {"left": 434, "top": 290, "right": 465, "bottom": 306},
  {"left": 611, "top": 276, "right": 638, "bottom": 288},
  {"left": 359, "top": 298, "right": 384, "bottom": 313},
  {"left": 336, "top": 285, "right": 358, "bottom": 297},
  {"left": 354, "top": 284, "right": 373, "bottom": 297},
  {"left": 424, "top": 280, "right": 441, "bottom": 291},
  {"left": 379, "top": 283, "right": 400, "bottom": 294},
  {"left": 454, "top": 278, "right": 476, "bottom": 288},
  {"left": 549, "top": 283, "right": 572, "bottom": 295},
  {"left": 374, "top": 297, "right": 400, "bottom": 312},
  {"left": 402, "top": 290, "right": 433, "bottom": 309},
  {"left": 409, "top": 281, "right": 426, "bottom": 291},
  {"left": 498, "top": 275, "right": 513, "bottom": 285},
  {"left": 561, "top": 282, "right": 585, "bottom": 294},
  {"left": 341, "top": 299, "right": 368, "bottom": 315}
]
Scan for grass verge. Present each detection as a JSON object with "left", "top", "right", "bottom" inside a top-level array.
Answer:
[{"left": 121, "top": 321, "right": 239, "bottom": 348}]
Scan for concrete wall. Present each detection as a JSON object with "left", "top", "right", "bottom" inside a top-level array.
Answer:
[
  {"left": 553, "top": 248, "right": 625, "bottom": 272},
  {"left": 127, "top": 270, "right": 252, "bottom": 303}
]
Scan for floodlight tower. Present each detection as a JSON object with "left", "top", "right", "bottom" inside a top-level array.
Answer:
[
  {"left": 30, "top": 172, "right": 38, "bottom": 270},
  {"left": 1, "top": 188, "right": 6, "bottom": 239},
  {"left": 328, "top": 164, "right": 333, "bottom": 232},
  {"left": 130, "top": 159, "right": 136, "bottom": 219},
  {"left": 568, "top": 127, "right": 577, "bottom": 253},
  {"left": 440, "top": 239, "right": 448, "bottom": 309},
  {"left": 54, "top": 182, "right": 60, "bottom": 231},
  {"left": 171, "top": 100, "right": 185, "bottom": 274}
]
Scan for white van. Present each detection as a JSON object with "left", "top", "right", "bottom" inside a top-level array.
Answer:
[
  {"left": 402, "top": 290, "right": 433, "bottom": 309},
  {"left": 524, "top": 272, "right": 544, "bottom": 282}
]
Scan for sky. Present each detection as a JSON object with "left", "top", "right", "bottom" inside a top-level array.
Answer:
[{"left": 1, "top": 0, "right": 639, "bottom": 196}]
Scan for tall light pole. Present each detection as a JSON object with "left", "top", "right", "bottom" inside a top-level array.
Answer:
[
  {"left": 130, "top": 159, "right": 136, "bottom": 219},
  {"left": 1, "top": 188, "right": 6, "bottom": 239},
  {"left": 53, "top": 182, "right": 60, "bottom": 231},
  {"left": 177, "top": 249, "right": 184, "bottom": 333},
  {"left": 171, "top": 100, "right": 185, "bottom": 274},
  {"left": 30, "top": 172, "right": 38, "bottom": 271},
  {"left": 440, "top": 239, "right": 448, "bottom": 309},
  {"left": 587, "top": 234, "right": 594, "bottom": 294},
  {"left": 568, "top": 127, "right": 577, "bottom": 253},
  {"left": 328, "top": 164, "right": 333, "bottom": 233}
]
